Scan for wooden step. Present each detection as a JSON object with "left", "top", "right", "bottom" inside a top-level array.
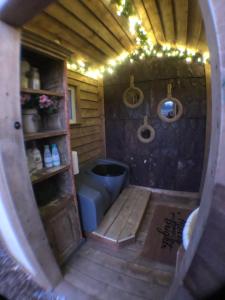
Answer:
[{"left": 92, "top": 186, "right": 151, "bottom": 246}]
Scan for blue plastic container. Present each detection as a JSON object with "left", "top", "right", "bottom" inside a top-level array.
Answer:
[{"left": 76, "top": 159, "right": 129, "bottom": 232}]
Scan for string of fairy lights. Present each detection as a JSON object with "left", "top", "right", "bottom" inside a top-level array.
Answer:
[{"left": 67, "top": 0, "right": 210, "bottom": 79}]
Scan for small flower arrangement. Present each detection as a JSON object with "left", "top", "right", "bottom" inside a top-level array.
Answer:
[
  {"left": 39, "top": 95, "right": 59, "bottom": 115},
  {"left": 21, "top": 94, "right": 59, "bottom": 115}
]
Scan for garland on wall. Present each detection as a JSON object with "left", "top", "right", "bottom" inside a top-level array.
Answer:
[{"left": 67, "top": 0, "right": 210, "bottom": 79}]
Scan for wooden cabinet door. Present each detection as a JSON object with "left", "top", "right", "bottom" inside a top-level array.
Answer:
[{"left": 43, "top": 203, "right": 81, "bottom": 264}]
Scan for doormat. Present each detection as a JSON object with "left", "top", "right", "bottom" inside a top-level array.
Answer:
[{"left": 141, "top": 204, "right": 191, "bottom": 265}]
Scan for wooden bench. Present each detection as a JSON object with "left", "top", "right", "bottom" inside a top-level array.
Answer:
[{"left": 92, "top": 186, "right": 151, "bottom": 246}]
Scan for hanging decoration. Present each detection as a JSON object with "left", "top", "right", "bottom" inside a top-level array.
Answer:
[
  {"left": 137, "top": 115, "right": 155, "bottom": 144},
  {"left": 123, "top": 75, "right": 144, "bottom": 108},
  {"left": 157, "top": 83, "right": 183, "bottom": 123},
  {"left": 67, "top": 0, "right": 210, "bottom": 79}
]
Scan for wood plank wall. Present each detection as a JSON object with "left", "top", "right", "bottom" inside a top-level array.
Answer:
[
  {"left": 67, "top": 70, "right": 105, "bottom": 166},
  {"left": 104, "top": 58, "right": 206, "bottom": 192}
]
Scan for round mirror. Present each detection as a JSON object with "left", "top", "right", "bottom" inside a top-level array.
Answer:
[
  {"left": 137, "top": 124, "right": 155, "bottom": 143},
  {"left": 157, "top": 98, "right": 183, "bottom": 123}
]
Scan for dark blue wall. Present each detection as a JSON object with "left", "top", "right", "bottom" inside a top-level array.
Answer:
[{"left": 104, "top": 57, "right": 206, "bottom": 192}]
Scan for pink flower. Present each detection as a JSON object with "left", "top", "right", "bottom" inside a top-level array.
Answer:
[
  {"left": 39, "top": 95, "right": 53, "bottom": 108},
  {"left": 39, "top": 95, "right": 59, "bottom": 113}
]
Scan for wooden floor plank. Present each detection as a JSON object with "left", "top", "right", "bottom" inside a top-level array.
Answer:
[
  {"left": 65, "top": 268, "right": 145, "bottom": 300},
  {"left": 106, "top": 188, "right": 139, "bottom": 241},
  {"left": 67, "top": 246, "right": 156, "bottom": 283},
  {"left": 65, "top": 255, "right": 167, "bottom": 299},
  {"left": 95, "top": 186, "right": 134, "bottom": 236},
  {"left": 62, "top": 187, "right": 194, "bottom": 300}
]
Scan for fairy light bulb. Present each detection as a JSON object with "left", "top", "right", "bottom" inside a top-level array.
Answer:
[
  {"left": 136, "top": 37, "right": 141, "bottom": 45},
  {"left": 186, "top": 57, "right": 192, "bottom": 63},
  {"left": 108, "top": 59, "right": 116, "bottom": 67},
  {"left": 107, "top": 67, "right": 114, "bottom": 74},
  {"left": 129, "top": 16, "right": 141, "bottom": 35},
  {"left": 156, "top": 52, "right": 163, "bottom": 58},
  {"left": 78, "top": 60, "right": 85, "bottom": 68}
]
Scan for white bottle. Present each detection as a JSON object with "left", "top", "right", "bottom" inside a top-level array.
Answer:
[
  {"left": 52, "top": 144, "right": 61, "bottom": 167},
  {"left": 33, "top": 147, "right": 43, "bottom": 170},
  {"left": 44, "top": 145, "right": 53, "bottom": 168}
]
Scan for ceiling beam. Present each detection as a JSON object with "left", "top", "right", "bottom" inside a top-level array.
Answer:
[
  {"left": 142, "top": 0, "right": 166, "bottom": 44},
  {"left": 23, "top": 26, "right": 96, "bottom": 63},
  {"left": 100, "top": 0, "right": 135, "bottom": 46},
  {"left": 58, "top": 0, "right": 125, "bottom": 54},
  {"left": 81, "top": 0, "right": 133, "bottom": 52},
  {"left": 197, "top": 24, "right": 208, "bottom": 53},
  {"left": 27, "top": 13, "right": 107, "bottom": 63},
  {"left": 0, "top": 0, "right": 55, "bottom": 27},
  {"left": 187, "top": 0, "right": 202, "bottom": 49},
  {"left": 174, "top": 0, "right": 188, "bottom": 47},
  {"left": 132, "top": 0, "right": 156, "bottom": 44},
  {"left": 45, "top": 3, "right": 117, "bottom": 57},
  {"left": 157, "top": 0, "right": 175, "bottom": 45}
]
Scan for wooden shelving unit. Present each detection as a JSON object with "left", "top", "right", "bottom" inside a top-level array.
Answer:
[
  {"left": 21, "top": 87, "right": 64, "bottom": 97},
  {"left": 25, "top": 130, "right": 67, "bottom": 141},
  {"left": 21, "top": 46, "right": 82, "bottom": 265},
  {"left": 31, "top": 165, "right": 70, "bottom": 184}
]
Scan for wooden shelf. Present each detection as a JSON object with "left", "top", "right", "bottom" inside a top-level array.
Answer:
[
  {"left": 21, "top": 88, "right": 64, "bottom": 97},
  {"left": 24, "top": 130, "right": 67, "bottom": 141},
  {"left": 40, "top": 194, "right": 72, "bottom": 218},
  {"left": 31, "top": 165, "right": 70, "bottom": 184}
]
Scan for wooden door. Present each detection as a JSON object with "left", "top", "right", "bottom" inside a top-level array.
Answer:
[{"left": 43, "top": 201, "right": 80, "bottom": 264}]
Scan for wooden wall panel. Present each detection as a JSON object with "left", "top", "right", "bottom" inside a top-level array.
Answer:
[
  {"left": 68, "top": 71, "right": 105, "bottom": 166},
  {"left": 104, "top": 57, "right": 206, "bottom": 192}
]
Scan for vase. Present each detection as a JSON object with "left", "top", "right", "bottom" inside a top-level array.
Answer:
[
  {"left": 42, "top": 113, "right": 61, "bottom": 130},
  {"left": 22, "top": 108, "right": 40, "bottom": 133}
]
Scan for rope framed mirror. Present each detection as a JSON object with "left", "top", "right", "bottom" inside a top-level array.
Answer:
[
  {"left": 137, "top": 116, "right": 155, "bottom": 143},
  {"left": 123, "top": 75, "right": 144, "bottom": 108},
  {"left": 157, "top": 84, "right": 183, "bottom": 123}
]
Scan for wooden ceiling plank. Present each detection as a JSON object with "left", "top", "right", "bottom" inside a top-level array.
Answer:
[
  {"left": 0, "top": 0, "right": 55, "bottom": 27},
  {"left": 174, "top": 0, "right": 188, "bottom": 47},
  {"left": 27, "top": 14, "right": 106, "bottom": 63},
  {"left": 45, "top": 3, "right": 116, "bottom": 57},
  {"left": 142, "top": 0, "right": 166, "bottom": 44},
  {"left": 132, "top": 0, "right": 157, "bottom": 44},
  {"left": 187, "top": 0, "right": 202, "bottom": 49},
  {"left": 100, "top": 0, "right": 136, "bottom": 46},
  {"left": 197, "top": 24, "right": 209, "bottom": 53},
  {"left": 157, "top": 0, "right": 175, "bottom": 45},
  {"left": 58, "top": 0, "right": 125, "bottom": 54},
  {"left": 81, "top": 0, "right": 133, "bottom": 52},
  {"left": 23, "top": 25, "right": 95, "bottom": 63}
]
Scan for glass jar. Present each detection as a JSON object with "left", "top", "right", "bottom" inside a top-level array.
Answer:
[
  {"left": 29, "top": 67, "right": 40, "bottom": 90},
  {"left": 21, "top": 60, "right": 30, "bottom": 88}
]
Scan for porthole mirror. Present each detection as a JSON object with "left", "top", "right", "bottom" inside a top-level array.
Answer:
[
  {"left": 157, "top": 84, "right": 183, "bottom": 123},
  {"left": 137, "top": 116, "right": 155, "bottom": 143},
  {"left": 123, "top": 75, "right": 144, "bottom": 108}
]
